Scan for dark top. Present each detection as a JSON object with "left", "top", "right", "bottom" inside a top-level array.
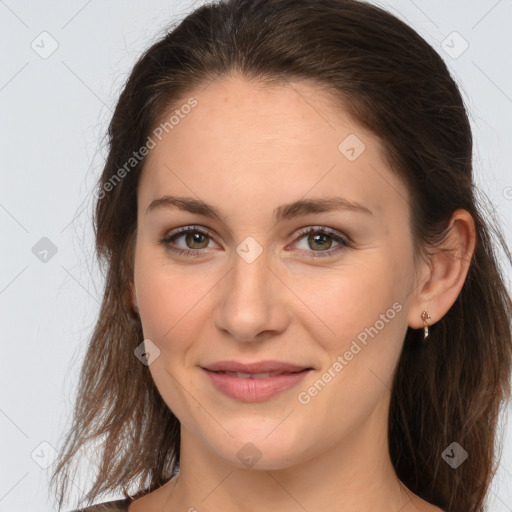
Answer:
[{"left": 72, "top": 497, "right": 132, "bottom": 511}]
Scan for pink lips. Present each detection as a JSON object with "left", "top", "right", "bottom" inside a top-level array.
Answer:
[{"left": 201, "top": 360, "right": 313, "bottom": 402}]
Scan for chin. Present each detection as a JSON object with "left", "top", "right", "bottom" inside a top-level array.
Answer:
[{"left": 207, "top": 421, "right": 308, "bottom": 471}]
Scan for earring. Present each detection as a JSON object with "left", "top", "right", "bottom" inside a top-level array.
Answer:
[{"left": 421, "top": 310, "right": 431, "bottom": 339}]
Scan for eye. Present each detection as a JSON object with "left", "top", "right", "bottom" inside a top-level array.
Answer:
[
  {"left": 159, "top": 226, "right": 217, "bottom": 257},
  {"left": 159, "top": 225, "right": 351, "bottom": 259},
  {"left": 290, "top": 226, "right": 350, "bottom": 258}
]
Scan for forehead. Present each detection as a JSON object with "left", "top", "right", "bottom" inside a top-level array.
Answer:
[{"left": 137, "top": 74, "right": 409, "bottom": 224}]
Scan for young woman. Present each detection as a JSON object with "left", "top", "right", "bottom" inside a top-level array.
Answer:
[{"left": 51, "top": 1, "right": 512, "bottom": 511}]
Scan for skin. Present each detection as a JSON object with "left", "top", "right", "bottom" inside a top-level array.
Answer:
[{"left": 128, "top": 74, "right": 476, "bottom": 512}]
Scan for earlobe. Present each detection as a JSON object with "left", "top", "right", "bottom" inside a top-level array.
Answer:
[
  {"left": 130, "top": 282, "right": 139, "bottom": 313},
  {"left": 407, "top": 209, "right": 476, "bottom": 332}
]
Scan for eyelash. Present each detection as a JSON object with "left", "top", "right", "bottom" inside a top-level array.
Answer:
[{"left": 159, "top": 225, "right": 351, "bottom": 259}]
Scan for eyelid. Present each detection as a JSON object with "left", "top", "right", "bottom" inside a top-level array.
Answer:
[
  {"left": 160, "top": 225, "right": 219, "bottom": 249},
  {"left": 287, "top": 225, "right": 350, "bottom": 258},
  {"left": 291, "top": 225, "right": 351, "bottom": 245}
]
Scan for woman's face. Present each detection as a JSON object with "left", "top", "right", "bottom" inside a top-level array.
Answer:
[{"left": 131, "top": 75, "right": 425, "bottom": 470}]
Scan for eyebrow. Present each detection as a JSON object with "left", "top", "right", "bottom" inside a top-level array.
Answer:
[{"left": 145, "top": 195, "right": 373, "bottom": 223}]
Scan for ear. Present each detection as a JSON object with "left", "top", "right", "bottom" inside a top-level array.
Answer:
[
  {"left": 407, "top": 209, "right": 476, "bottom": 330},
  {"left": 130, "top": 281, "right": 138, "bottom": 313},
  {"left": 126, "top": 228, "right": 139, "bottom": 313}
]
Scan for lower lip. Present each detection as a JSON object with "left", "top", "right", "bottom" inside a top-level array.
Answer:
[{"left": 202, "top": 368, "right": 312, "bottom": 402}]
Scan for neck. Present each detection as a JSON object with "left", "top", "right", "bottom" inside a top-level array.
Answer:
[{"left": 162, "top": 397, "right": 410, "bottom": 512}]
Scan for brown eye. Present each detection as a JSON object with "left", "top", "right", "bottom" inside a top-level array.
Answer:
[
  {"left": 159, "top": 226, "right": 216, "bottom": 257},
  {"left": 307, "top": 232, "right": 334, "bottom": 251},
  {"left": 292, "top": 227, "right": 350, "bottom": 258},
  {"left": 182, "top": 231, "right": 210, "bottom": 249}
]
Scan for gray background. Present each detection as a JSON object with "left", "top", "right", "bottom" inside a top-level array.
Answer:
[{"left": 0, "top": 0, "right": 511, "bottom": 510}]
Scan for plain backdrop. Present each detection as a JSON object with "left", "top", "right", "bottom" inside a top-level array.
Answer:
[{"left": 0, "top": 1, "right": 511, "bottom": 511}]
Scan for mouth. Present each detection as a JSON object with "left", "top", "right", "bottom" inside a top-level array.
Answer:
[
  {"left": 201, "top": 360, "right": 313, "bottom": 374},
  {"left": 205, "top": 369, "right": 310, "bottom": 379},
  {"left": 200, "top": 360, "right": 313, "bottom": 402}
]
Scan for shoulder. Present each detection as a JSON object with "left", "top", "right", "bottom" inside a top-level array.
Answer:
[{"left": 70, "top": 497, "right": 132, "bottom": 511}]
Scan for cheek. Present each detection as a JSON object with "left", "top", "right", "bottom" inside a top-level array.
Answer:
[
  {"left": 297, "top": 254, "right": 403, "bottom": 344},
  {"left": 294, "top": 262, "right": 406, "bottom": 438},
  {"left": 133, "top": 252, "right": 211, "bottom": 418},
  {"left": 134, "top": 249, "right": 209, "bottom": 352},
  {"left": 297, "top": 252, "right": 408, "bottom": 399}
]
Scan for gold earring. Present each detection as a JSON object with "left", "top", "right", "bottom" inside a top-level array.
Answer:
[{"left": 421, "top": 310, "right": 431, "bottom": 339}]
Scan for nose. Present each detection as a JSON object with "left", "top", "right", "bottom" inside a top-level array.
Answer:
[{"left": 212, "top": 249, "right": 290, "bottom": 343}]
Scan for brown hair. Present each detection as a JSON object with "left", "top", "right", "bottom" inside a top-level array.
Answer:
[{"left": 51, "top": 1, "right": 512, "bottom": 511}]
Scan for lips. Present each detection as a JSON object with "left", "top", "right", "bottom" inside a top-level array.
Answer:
[
  {"left": 218, "top": 371, "right": 290, "bottom": 379},
  {"left": 201, "top": 360, "right": 313, "bottom": 402},
  {"left": 202, "top": 360, "right": 312, "bottom": 375}
]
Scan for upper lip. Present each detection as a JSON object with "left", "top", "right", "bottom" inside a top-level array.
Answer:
[{"left": 202, "top": 360, "right": 312, "bottom": 374}]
